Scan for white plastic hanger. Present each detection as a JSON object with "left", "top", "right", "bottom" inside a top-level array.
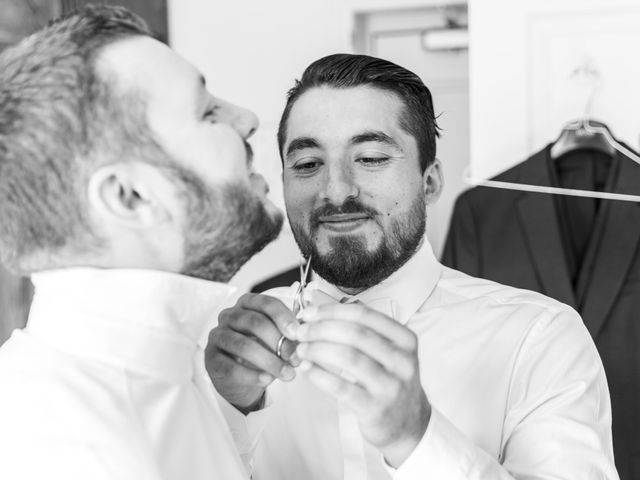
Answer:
[{"left": 464, "top": 64, "right": 640, "bottom": 202}]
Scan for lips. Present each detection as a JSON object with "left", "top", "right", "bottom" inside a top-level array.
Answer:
[
  {"left": 317, "top": 213, "right": 370, "bottom": 232},
  {"left": 319, "top": 213, "right": 369, "bottom": 223}
]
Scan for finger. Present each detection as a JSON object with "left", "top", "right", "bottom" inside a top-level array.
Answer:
[
  {"left": 207, "top": 349, "right": 275, "bottom": 387},
  {"left": 237, "top": 293, "right": 300, "bottom": 338},
  {"left": 210, "top": 328, "right": 295, "bottom": 381},
  {"left": 218, "top": 300, "right": 298, "bottom": 363},
  {"left": 301, "top": 303, "right": 417, "bottom": 351},
  {"left": 299, "top": 360, "right": 369, "bottom": 405},
  {"left": 296, "top": 341, "right": 394, "bottom": 395},
  {"left": 295, "top": 320, "right": 414, "bottom": 379},
  {"left": 277, "top": 337, "right": 299, "bottom": 364},
  {"left": 222, "top": 309, "right": 297, "bottom": 362}
]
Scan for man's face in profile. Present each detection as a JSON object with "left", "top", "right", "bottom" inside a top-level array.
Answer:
[
  {"left": 99, "top": 36, "right": 283, "bottom": 282},
  {"left": 281, "top": 86, "right": 428, "bottom": 290}
]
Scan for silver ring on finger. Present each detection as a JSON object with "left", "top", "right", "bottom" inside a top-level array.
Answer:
[{"left": 275, "top": 334, "right": 287, "bottom": 359}]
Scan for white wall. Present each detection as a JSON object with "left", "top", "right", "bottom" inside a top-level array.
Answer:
[
  {"left": 469, "top": 0, "right": 640, "bottom": 180},
  {"left": 169, "top": 0, "right": 640, "bottom": 290},
  {"left": 168, "top": 0, "right": 458, "bottom": 290}
]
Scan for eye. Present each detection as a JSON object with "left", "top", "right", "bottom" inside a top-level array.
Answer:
[
  {"left": 291, "top": 159, "right": 322, "bottom": 175},
  {"left": 356, "top": 156, "right": 389, "bottom": 166}
]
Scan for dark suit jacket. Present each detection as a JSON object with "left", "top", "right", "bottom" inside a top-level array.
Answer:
[
  {"left": 251, "top": 267, "right": 300, "bottom": 293},
  {"left": 251, "top": 262, "right": 312, "bottom": 293},
  {"left": 442, "top": 144, "right": 640, "bottom": 479}
]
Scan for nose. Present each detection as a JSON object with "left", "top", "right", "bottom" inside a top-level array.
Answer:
[
  {"left": 319, "top": 161, "right": 359, "bottom": 205},
  {"left": 216, "top": 99, "right": 259, "bottom": 139}
]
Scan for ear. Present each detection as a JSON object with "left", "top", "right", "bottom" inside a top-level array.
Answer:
[
  {"left": 422, "top": 158, "right": 444, "bottom": 205},
  {"left": 87, "top": 162, "right": 174, "bottom": 228}
]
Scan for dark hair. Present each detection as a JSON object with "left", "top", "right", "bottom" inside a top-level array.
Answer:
[
  {"left": 0, "top": 5, "right": 154, "bottom": 272},
  {"left": 277, "top": 53, "right": 440, "bottom": 172}
]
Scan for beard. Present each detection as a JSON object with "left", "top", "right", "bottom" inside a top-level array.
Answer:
[
  {"left": 289, "top": 195, "right": 426, "bottom": 291},
  {"left": 174, "top": 168, "right": 283, "bottom": 283}
]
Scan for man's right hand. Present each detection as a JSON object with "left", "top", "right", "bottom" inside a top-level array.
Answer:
[{"left": 206, "top": 293, "right": 300, "bottom": 413}]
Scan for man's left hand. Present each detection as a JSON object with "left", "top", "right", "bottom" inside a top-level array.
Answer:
[{"left": 293, "top": 303, "right": 431, "bottom": 468}]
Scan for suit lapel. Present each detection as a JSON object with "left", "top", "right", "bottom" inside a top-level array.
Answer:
[
  {"left": 514, "top": 147, "right": 577, "bottom": 308},
  {"left": 578, "top": 150, "right": 640, "bottom": 339}
]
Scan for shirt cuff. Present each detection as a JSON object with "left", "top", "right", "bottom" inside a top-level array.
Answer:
[
  {"left": 389, "top": 407, "right": 503, "bottom": 480},
  {"left": 217, "top": 390, "right": 273, "bottom": 456}
]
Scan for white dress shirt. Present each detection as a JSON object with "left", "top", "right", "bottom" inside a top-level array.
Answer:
[
  {"left": 0, "top": 268, "right": 247, "bottom": 480},
  {"left": 230, "top": 238, "right": 618, "bottom": 480}
]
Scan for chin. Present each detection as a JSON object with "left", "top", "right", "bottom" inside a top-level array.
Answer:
[
  {"left": 316, "top": 231, "right": 378, "bottom": 255},
  {"left": 181, "top": 182, "right": 284, "bottom": 283}
]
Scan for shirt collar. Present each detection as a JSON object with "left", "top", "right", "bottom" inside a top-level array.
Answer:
[
  {"left": 313, "top": 236, "right": 442, "bottom": 324},
  {"left": 27, "top": 268, "right": 239, "bottom": 382}
]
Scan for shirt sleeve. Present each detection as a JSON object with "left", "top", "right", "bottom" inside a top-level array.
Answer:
[
  {"left": 214, "top": 287, "right": 297, "bottom": 477},
  {"left": 390, "top": 307, "right": 619, "bottom": 480},
  {"left": 216, "top": 388, "right": 273, "bottom": 475},
  {"left": 0, "top": 441, "right": 159, "bottom": 480}
]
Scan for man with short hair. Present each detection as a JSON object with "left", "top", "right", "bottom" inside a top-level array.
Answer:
[
  {"left": 0, "top": 5, "right": 282, "bottom": 479},
  {"left": 208, "top": 54, "right": 619, "bottom": 479}
]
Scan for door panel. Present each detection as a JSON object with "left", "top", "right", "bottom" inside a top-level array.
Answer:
[{"left": 355, "top": 6, "right": 470, "bottom": 256}]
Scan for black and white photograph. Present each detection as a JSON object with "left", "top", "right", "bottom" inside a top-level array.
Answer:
[{"left": 0, "top": 1, "right": 637, "bottom": 479}]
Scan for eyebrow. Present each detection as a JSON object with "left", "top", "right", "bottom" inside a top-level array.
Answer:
[
  {"left": 350, "top": 130, "right": 399, "bottom": 148},
  {"left": 285, "top": 137, "right": 321, "bottom": 158},
  {"left": 285, "top": 130, "right": 400, "bottom": 159},
  {"left": 199, "top": 74, "right": 206, "bottom": 88}
]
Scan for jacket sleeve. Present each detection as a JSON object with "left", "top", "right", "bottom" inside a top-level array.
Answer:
[{"left": 441, "top": 191, "right": 481, "bottom": 276}]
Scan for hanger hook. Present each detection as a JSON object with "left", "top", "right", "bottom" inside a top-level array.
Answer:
[{"left": 570, "top": 58, "right": 602, "bottom": 129}]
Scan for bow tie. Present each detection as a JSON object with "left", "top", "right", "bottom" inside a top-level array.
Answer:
[{"left": 305, "top": 288, "right": 395, "bottom": 320}]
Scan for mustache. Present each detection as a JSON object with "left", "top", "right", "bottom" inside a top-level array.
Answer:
[{"left": 310, "top": 198, "right": 379, "bottom": 227}]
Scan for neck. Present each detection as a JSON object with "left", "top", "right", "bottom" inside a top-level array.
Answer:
[{"left": 336, "top": 285, "right": 367, "bottom": 296}]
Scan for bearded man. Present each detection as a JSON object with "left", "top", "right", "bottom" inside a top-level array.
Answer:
[
  {"left": 0, "top": 5, "right": 282, "bottom": 480},
  {"left": 207, "top": 54, "right": 619, "bottom": 480}
]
